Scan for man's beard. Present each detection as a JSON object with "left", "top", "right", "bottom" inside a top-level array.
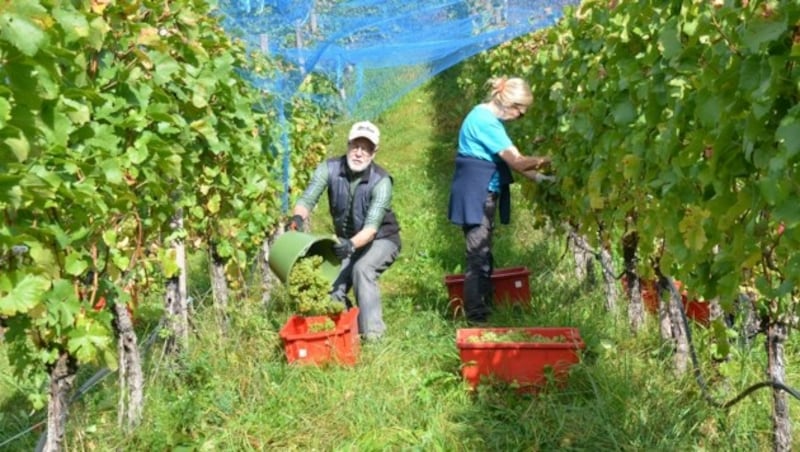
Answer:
[{"left": 346, "top": 155, "right": 371, "bottom": 173}]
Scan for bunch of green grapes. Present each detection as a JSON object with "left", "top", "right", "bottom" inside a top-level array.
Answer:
[
  {"left": 287, "top": 256, "right": 345, "bottom": 316},
  {"left": 467, "top": 331, "right": 567, "bottom": 344},
  {"left": 307, "top": 318, "right": 336, "bottom": 333}
]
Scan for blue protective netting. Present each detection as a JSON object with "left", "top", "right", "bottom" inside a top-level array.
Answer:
[
  {"left": 219, "top": 0, "right": 580, "bottom": 120},
  {"left": 218, "top": 0, "right": 579, "bottom": 211}
]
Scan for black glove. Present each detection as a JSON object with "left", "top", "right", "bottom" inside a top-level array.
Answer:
[
  {"left": 285, "top": 214, "right": 304, "bottom": 231},
  {"left": 333, "top": 238, "right": 355, "bottom": 259}
]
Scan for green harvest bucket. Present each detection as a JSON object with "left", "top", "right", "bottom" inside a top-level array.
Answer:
[{"left": 268, "top": 231, "right": 342, "bottom": 284}]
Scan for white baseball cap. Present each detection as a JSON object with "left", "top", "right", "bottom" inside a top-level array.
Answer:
[{"left": 348, "top": 121, "right": 380, "bottom": 147}]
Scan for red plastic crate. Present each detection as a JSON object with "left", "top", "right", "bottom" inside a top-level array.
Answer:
[
  {"left": 279, "top": 307, "right": 360, "bottom": 366},
  {"left": 457, "top": 327, "right": 585, "bottom": 391},
  {"left": 621, "top": 277, "right": 711, "bottom": 326},
  {"left": 673, "top": 281, "right": 711, "bottom": 325},
  {"left": 683, "top": 298, "right": 710, "bottom": 326},
  {"left": 621, "top": 276, "right": 659, "bottom": 313},
  {"left": 445, "top": 266, "right": 531, "bottom": 312}
]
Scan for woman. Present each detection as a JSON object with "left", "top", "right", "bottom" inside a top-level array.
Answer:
[{"left": 447, "top": 76, "right": 551, "bottom": 324}]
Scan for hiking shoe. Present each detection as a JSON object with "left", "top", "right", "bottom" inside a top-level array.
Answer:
[{"left": 466, "top": 318, "right": 489, "bottom": 327}]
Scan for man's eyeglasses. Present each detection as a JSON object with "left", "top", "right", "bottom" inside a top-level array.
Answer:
[{"left": 348, "top": 141, "right": 376, "bottom": 154}]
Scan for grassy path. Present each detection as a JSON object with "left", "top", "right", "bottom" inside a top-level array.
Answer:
[{"left": 361, "top": 84, "right": 453, "bottom": 299}]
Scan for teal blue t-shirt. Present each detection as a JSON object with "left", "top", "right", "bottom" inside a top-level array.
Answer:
[{"left": 457, "top": 104, "right": 512, "bottom": 192}]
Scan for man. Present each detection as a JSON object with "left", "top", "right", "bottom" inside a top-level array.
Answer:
[{"left": 286, "top": 121, "right": 401, "bottom": 341}]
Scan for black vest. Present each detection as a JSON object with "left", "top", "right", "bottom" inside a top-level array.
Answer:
[{"left": 326, "top": 157, "right": 401, "bottom": 247}]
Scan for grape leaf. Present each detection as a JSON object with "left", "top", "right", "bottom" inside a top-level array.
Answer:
[
  {"left": 0, "top": 274, "right": 49, "bottom": 316},
  {"left": 67, "top": 320, "right": 112, "bottom": 364},
  {"left": 52, "top": 6, "right": 89, "bottom": 43},
  {"left": 776, "top": 117, "right": 800, "bottom": 158},
  {"left": 679, "top": 207, "right": 710, "bottom": 251},
  {"left": 0, "top": 12, "right": 47, "bottom": 57},
  {"left": 100, "top": 158, "right": 123, "bottom": 185},
  {"left": 64, "top": 252, "right": 89, "bottom": 276},
  {"left": 741, "top": 15, "right": 787, "bottom": 53},
  {"left": 658, "top": 17, "right": 681, "bottom": 60},
  {"left": 5, "top": 134, "right": 30, "bottom": 163}
]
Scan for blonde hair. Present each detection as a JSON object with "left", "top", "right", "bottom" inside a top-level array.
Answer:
[{"left": 485, "top": 76, "right": 532, "bottom": 109}]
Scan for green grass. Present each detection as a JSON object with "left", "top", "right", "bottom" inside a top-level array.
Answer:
[{"left": 2, "top": 68, "right": 799, "bottom": 450}]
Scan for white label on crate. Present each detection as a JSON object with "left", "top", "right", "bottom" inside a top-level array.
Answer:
[
  {"left": 298, "top": 348, "right": 307, "bottom": 358},
  {"left": 515, "top": 280, "right": 522, "bottom": 288}
]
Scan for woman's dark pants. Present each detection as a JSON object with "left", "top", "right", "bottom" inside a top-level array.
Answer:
[{"left": 462, "top": 193, "right": 496, "bottom": 323}]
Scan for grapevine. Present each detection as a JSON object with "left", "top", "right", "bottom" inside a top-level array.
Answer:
[
  {"left": 463, "top": 0, "right": 800, "bottom": 446},
  {"left": 0, "top": 0, "right": 333, "bottom": 440}
]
